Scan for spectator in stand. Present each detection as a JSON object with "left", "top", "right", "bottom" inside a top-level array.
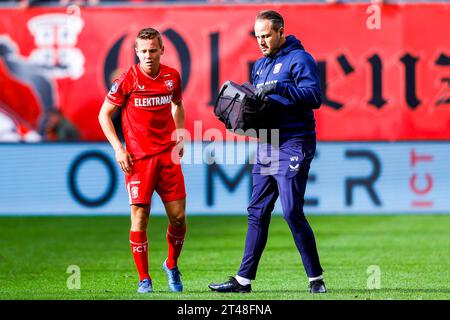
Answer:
[{"left": 43, "top": 109, "right": 80, "bottom": 141}]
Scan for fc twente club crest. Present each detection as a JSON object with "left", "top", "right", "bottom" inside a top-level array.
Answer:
[{"left": 164, "top": 79, "right": 174, "bottom": 91}]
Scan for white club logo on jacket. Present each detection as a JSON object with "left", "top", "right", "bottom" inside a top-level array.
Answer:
[
  {"left": 289, "top": 156, "right": 300, "bottom": 171},
  {"left": 273, "top": 63, "right": 282, "bottom": 74}
]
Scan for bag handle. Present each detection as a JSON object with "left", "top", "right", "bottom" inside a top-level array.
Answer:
[{"left": 214, "top": 83, "right": 229, "bottom": 110}]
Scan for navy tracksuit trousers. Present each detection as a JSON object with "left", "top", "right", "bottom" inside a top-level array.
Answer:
[{"left": 237, "top": 138, "right": 323, "bottom": 279}]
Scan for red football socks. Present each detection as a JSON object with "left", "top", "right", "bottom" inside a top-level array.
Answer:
[
  {"left": 129, "top": 231, "right": 150, "bottom": 281},
  {"left": 166, "top": 224, "right": 186, "bottom": 269}
]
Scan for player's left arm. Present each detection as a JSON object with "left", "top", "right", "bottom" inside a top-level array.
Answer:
[{"left": 171, "top": 99, "right": 185, "bottom": 158}]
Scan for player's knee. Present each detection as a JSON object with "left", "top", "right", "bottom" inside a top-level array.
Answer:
[
  {"left": 169, "top": 213, "right": 186, "bottom": 227},
  {"left": 130, "top": 206, "right": 149, "bottom": 231}
]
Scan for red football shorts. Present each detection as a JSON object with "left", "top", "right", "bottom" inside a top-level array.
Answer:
[{"left": 125, "top": 148, "right": 186, "bottom": 204}]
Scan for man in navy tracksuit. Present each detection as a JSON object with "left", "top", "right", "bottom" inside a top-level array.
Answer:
[{"left": 209, "top": 10, "right": 326, "bottom": 294}]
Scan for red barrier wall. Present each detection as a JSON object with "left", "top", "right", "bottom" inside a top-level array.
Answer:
[{"left": 0, "top": 4, "right": 449, "bottom": 140}]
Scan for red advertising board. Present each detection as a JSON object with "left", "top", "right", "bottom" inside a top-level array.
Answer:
[{"left": 0, "top": 4, "right": 449, "bottom": 141}]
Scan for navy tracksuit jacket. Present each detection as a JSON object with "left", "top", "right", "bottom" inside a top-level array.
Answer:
[{"left": 238, "top": 35, "right": 324, "bottom": 279}]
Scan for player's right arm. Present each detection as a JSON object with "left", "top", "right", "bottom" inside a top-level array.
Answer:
[{"left": 98, "top": 100, "right": 134, "bottom": 173}]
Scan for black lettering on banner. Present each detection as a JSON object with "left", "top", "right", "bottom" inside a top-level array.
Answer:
[
  {"left": 435, "top": 53, "right": 450, "bottom": 106},
  {"left": 163, "top": 28, "right": 191, "bottom": 91},
  {"left": 367, "top": 54, "right": 387, "bottom": 109},
  {"left": 209, "top": 32, "right": 220, "bottom": 106},
  {"left": 400, "top": 53, "right": 421, "bottom": 109},
  {"left": 68, "top": 151, "right": 117, "bottom": 207},
  {"left": 318, "top": 61, "right": 344, "bottom": 110},
  {"left": 345, "top": 150, "right": 382, "bottom": 206},
  {"left": 207, "top": 162, "right": 252, "bottom": 206},
  {"left": 337, "top": 54, "right": 355, "bottom": 75},
  {"left": 317, "top": 52, "right": 427, "bottom": 112}
]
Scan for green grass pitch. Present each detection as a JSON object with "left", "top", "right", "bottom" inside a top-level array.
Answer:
[{"left": 0, "top": 215, "right": 449, "bottom": 300}]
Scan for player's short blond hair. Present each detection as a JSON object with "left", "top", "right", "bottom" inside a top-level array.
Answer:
[{"left": 135, "top": 28, "right": 163, "bottom": 48}]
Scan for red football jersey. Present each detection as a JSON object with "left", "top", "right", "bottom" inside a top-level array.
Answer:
[{"left": 106, "top": 63, "right": 182, "bottom": 159}]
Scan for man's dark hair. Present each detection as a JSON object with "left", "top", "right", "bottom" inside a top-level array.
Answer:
[
  {"left": 256, "top": 10, "right": 284, "bottom": 32},
  {"left": 135, "top": 28, "right": 163, "bottom": 48}
]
